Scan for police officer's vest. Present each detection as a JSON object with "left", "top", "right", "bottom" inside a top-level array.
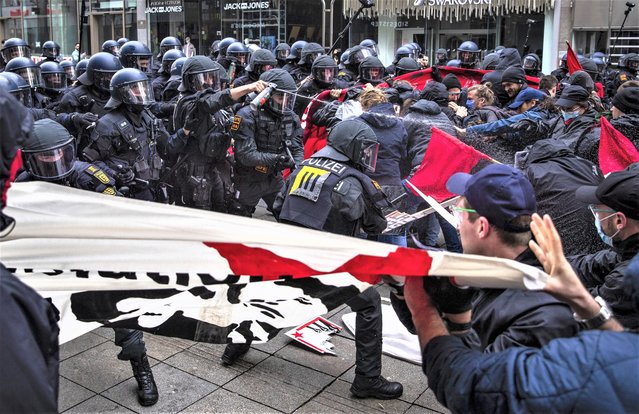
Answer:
[
  {"left": 255, "top": 110, "right": 295, "bottom": 154},
  {"left": 111, "top": 110, "right": 164, "bottom": 181},
  {"left": 279, "top": 157, "right": 388, "bottom": 232}
]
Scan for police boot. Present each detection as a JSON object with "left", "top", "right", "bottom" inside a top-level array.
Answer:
[
  {"left": 221, "top": 343, "right": 251, "bottom": 365},
  {"left": 350, "top": 374, "right": 403, "bottom": 399},
  {"left": 130, "top": 354, "right": 158, "bottom": 406}
]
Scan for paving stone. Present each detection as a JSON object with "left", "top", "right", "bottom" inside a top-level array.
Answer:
[
  {"left": 60, "top": 341, "right": 158, "bottom": 393},
  {"left": 325, "top": 303, "right": 348, "bottom": 319},
  {"left": 164, "top": 345, "right": 268, "bottom": 386},
  {"left": 405, "top": 404, "right": 442, "bottom": 414},
  {"left": 60, "top": 332, "right": 109, "bottom": 361},
  {"left": 144, "top": 333, "right": 195, "bottom": 361},
  {"left": 252, "top": 331, "right": 291, "bottom": 355},
  {"left": 413, "top": 388, "right": 450, "bottom": 413},
  {"left": 274, "top": 335, "right": 356, "bottom": 377},
  {"left": 93, "top": 327, "right": 116, "bottom": 340},
  {"left": 181, "top": 388, "right": 280, "bottom": 413},
  {"left": 224, "top": 355, "right": 333, "bottom": 412},
  {"left": 103, "top": 362, "right": 217, "bottom": 413},
  {"left": 63, "top": 395, "right": 134, "bottom": 413},
  {"left": 58, "top": 376, "right": 95, "bottom": 412},
  {"left": 307, "top": 378, "right": 412, "bottom": 413}
]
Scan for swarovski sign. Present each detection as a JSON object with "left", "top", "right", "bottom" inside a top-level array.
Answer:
[{"left": 414, "top": 0, "right": 492, "bottom": 4}]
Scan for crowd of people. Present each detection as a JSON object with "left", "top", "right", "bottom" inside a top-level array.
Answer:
[{"left": 0, "top": 33, "right": 638, "bottom": 412}]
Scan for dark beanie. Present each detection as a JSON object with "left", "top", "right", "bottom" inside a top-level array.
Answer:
[
  {"left": 612, "top": 87, "right": 639, "bottom": 115},
  {"left": 422, "top": 81, "right": 448, "bottom": 106},
  {"left": 501, "top": 66, "right": 526, "bottom": 84},
  {"left": 442, "top": 73, "right": 462, "bottom": 90}
]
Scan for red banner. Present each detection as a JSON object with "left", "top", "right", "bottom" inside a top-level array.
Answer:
[{"left": 599, "top": 117, "right": 639, "bottom": 174}]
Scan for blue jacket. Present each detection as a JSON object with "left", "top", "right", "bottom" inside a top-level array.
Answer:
[
  {"left": 467, "top": 106, "right": 550, "bottom": 136},
  {"left": 424, "top": 331, "right": 639, "bottom": 413}
]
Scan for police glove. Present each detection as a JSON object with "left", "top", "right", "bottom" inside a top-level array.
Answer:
[
  {"left": 184, "top": 110, "right": 200, "bottom": 135},
  {"left": 72, "top": 112, "right": 99, "bottom": 130},
  {"left": 422, "top": 276, "right": 477, "bottom": 314},
  {"left": 115, "top": 168, "right": 135, "bottom": 186},
  {"left": 275, "top": 154, "right": 295, "bottom": 171}
]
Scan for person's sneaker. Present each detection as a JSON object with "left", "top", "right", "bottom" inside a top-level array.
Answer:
[
  {"left": 221, "top": 343, "right": 251, "bottom": 365},
  {"left": 350, "top": 375, "right": 403, "bottom": 399},
  {"left": 130, "top": 354, "right": 158, "bottom": 406}
]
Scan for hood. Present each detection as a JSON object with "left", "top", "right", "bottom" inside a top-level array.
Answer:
[
  {"left": 611, "top": 113, "right": 639, "bottom": 143},
  {"left": 359, "top": 102, "right": 400, "bottom": 129},
  {"left": 408, "top": 99, "right": 442, "bottom": 115},
  {"left": 525, "top": 138, "right": 575, "bottom": 164},
  {"left": 495, "top": 48, "right": 522, "bottom": 70},
  {"left": 421, "top": 82, "right": 448, "bottom": 106}
]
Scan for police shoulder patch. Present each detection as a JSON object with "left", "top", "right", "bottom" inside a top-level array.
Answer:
[
  {"left": 230, "top": 115, "right": 242, "bottom": 131},
  {"left": 370, "top": 179, "right": 382, "bottom": 191},
  {"left": 86, "top": 166, "right": 111, "bottom": 184},
  {"left": 333, "top": 179, "right": 351, "bottom": 196},
  {"left": 619, "top": 74, "right": 628, "bottom": 81},
  {"left": 102, "top": 187, "right": 116, "bottom": 196}
]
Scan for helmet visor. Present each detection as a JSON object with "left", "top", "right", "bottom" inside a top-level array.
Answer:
[
  {"left": 3, "top": 45, "right": 31, "bottom": 62},
  {"left": 17, "top": 67, "right": 42, "bottom": 87},
  {"left": 63, "top": 65, "right": 76, "bottom": 80},
  {"left": 44, "top": 47, "right": 60, "bottom": 58},
  {"left": 359, "top": 140, "right": 379, "bottom": 172},
  {"left": 43, "top": 72, "right": 66, "bottom": 90},
  {"left": 628, "top": 58, "right": 639, "bottom": 70},
  {"left": 352, "top": 48, "right": 372, "bottom": 65},
  {"left": 118, "top": 80, "right": 155, "bottom": 106},
  {"left": 361, "top": 66, "right": 384, "bottom": 82},
  {"left": 189, "top": 70, "right": 221, "bottom": 91},
  {"left": 135, "top": 56, "right": 152, "bottom": 72},
  {"left": 276, "top": 49, "right": 289, "bottom": 60},
  {"left": 315, "top": 67, "right": 337, "bottom": 83},
  {"left": 522, "top": 57, "right": 537, "bottom": 70},
  {"left": 93, "top": 69, "right": 117, "bottom": 91},
  {"left": 306, "top": 52, "right": 323, "bottom": 64},
  {"left": 458, "top": 51, "right": 477, "bottom": 64},
  {"left": 269, "top": 90, "right": 296, "bottom": 115},
  {"left": 230, "top": 52, "right": 249, "bottom": 65},
  {"left": 161, "top": 45, "right": 181, "bottom": 54},
  {"left": 436, "top": 52, "right": 447, "bottom": 61},
  {"left": 12, "top": 88, "right": 33, "bottom": 107},
  {"left": 107, "top": 46, "right": 120, "bottom": 56},
  {"left": 22, "top": 140, "right": 75, "bottom": 180}
]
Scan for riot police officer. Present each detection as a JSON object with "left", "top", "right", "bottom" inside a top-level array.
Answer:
[
  {"left": 282, "top": 40, "right": 307, "bottom": 74},
  {"left": 230, "top": 68, "right": 303, "bottom": 217},
  {"left": 609, "top": 53, "right": 639, "bottom": 95},
  {"left": 119, "top": 41, "right": 153, "bottom": 75},
  {"left": 291, "top": 42, "right": 324, "bottom": 83},
  {"left": 435, "top": 48, "right": 448, "bottom": 67},
  {"left": 39, "top": 61, "right": 68, "bottom": 109},
  {"left": 39, "top": 40, "right": 61, "bottom": 65},
  {"left": 338, "top": 45, "right": 373, "bottom": 84},
  {"left": 5, "top": 56, "right": 50, "bottom": 109},
  {"left": 273, "top": 118, "right": 403, "bottom": 400},
  {"left": 1, "top": 37, "right": 31, "bottom": 64},
  {"left": 151, "top": 48, "right": 184, "bottom": 101},
  {"left": 360, "top": 39, "right": 379, "bottom": 56},
  {"left": 457, "top": 40, "right": 481, "bottom": 69},
  {"left": 386, "top": 45, "right": 414, "bottom": 75},
  {"left": 233, "top": 48, "right": 277, "bottom": 88},
  {"left": 522, "top": 53, "right": 543, "bottom": 77},
  {"left": 225, "top": 41, "right": 250, "bottom": 82},
  {"left": 59, "top": 60, "right": 76, "bottom": 87},
  {"left": 551, "top": 53, "right": 569, "bottom": 82},
  {"left": 152, "top": 36, "right": 182, "bottom": 75},
  {"left": 274, "top": 43, "right": 290, "bottom": 68},
  {"left": 215, "top": 37, "right": 239, "bottom": 70},
  {"left": 102, "top": 40, "right": 120, "bottom": 56},
  {"left": 295, "top": 54, "right": 349, "bottom": 117},
  {"left": 82, "top": 68, "right": 169, "bottom": 202},
  {"left": 161, "top": 56, "right": 187, "bottom": 103},
  {"left": 358, "top": 56, "right": 386, "bottom": 86}
]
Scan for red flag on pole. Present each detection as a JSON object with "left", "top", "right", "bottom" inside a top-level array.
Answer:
[
  {"left": 565, "top": 41, "right": 583, "bottom": 74},
  {"left": 407, "top": 127, "right": 494, "bottom": 202},
  {"left": 599, "top": 117, "right": 639, "bottom": 174}
]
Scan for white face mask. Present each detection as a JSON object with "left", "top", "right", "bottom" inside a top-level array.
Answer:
[{"left": 591, "top": 207, "right": 620, "bottom": 247}]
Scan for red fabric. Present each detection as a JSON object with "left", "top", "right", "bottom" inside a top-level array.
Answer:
[
  {"left": 407, "top": 127, "right": 493, "bottom": 202},
  {"left": 565, "top": 41, "right": 583, "bottom": 74},
  {"left": 599, "top": 117, "right": 639, "bottom": 174},
  {"left": 2, "top": 149, "right": 22, "bottom": 205},
  {"left": 382, "top": 67, "right": 540, "bottom": 90},
  {"left": 595, "top": 82, "right": 605, "bottom": 99}
]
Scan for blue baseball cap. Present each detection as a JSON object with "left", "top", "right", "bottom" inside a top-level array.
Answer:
[
  {"left": 507, "top": 88, "right": 546, "bottom": 109},
  {"left": 446, "top": 164, "right": 537, "bottom": 232}
]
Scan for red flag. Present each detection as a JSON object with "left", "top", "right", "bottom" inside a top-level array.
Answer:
[
  {"left": 565, "top": 41, "right": 583, "bottom": 74},
  {"left": 599, "top": 117, "right": 639, "bottom": 174},
  {"left": 407, "top": 127, "right": 494, "bottom": 202}
]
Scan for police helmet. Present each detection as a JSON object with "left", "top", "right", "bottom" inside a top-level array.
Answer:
[
  {"left": 395, "top": 57, "right": 420, "bottom": 77},
  {"left": 159, "top": 36, "right": 182, "bottom": 56},
  {"left": 217, "top": 37, "right": 238, "bottom": 57},
  {"left": 591, "top": 51, "right": 607, "bottom": 63},
  {"left": 347, "top": 45, "right": 373, "bottom": 69},
  {"left": 446, "top": 59, "right": 461, "bottom": 67},
  {"left": 170, "top": 57, "right": 188, "bottom": 77},
  {"left": 119, "top": 41, "right": 153, "bottom": 73},
  {"left": 179, "top": 55, "right": 221, "bottom": 92},
  {"left": 59, "top": 60, "right": 76, "bottom": 82},
  {"left": 298, "top": 42, "right": 324, "bottom": 67},
  {"left": 340, "top": 48, "right": 351, "bottom": 66},
  {"left": 40, "top": 61, "right": 67, "bottom": 91},
  {"left": 592, "top": 57, "right": 605, "bottom": 73},
  {"left": 522, "top": 53, "right": 540, "bottom": 74},
  {"left": 360, "top": 39, "right": 379, "bottom": 56},
  {"left": 247, "top": 49, "right": 277, "bottom": 75},
  {"left": 560, "top": 53, "right": 567, "bottom": 69},
  {"left": 75, "top": 58, "right": 89, "bottom": 79},
  {"left": 161, "top": 49, "right": 185, "bottom": 73},
  {"left": 359, "top": 56, "right": 385, "bottom": 84},
  {"left": 5, "top": 57, "right": 42, "bottom": 88},
  {"left": 312, "top": 55, "right": 338, "bottom": 86},
  {"left": 408, "top": 42, "right": 422, "bottom": 54},
  {"left": 210, "top": 40, "right": 221, "bottom": 58},
  {"left": 227, "top": 42, "right": 250, "bottom": 67},
  {"left": 107, "top": 68, "right": 155, "bottom": 109},
  {"left": 275, "top": 43, "right": 290, "bottom": 61},
  {"left": 393, "top": 46, "right": 414, "bottom": 65},
  {"left": 259, "top": 68, "right": 297, "bottom": 116},
  {"left": 1, "top": 38, "right": 31, "bottom": 63},
  {"left": 247, "top": 43, "right": 261, "bottom": 55},
  {"left": 436, "top": 48, "right": 448, "bottom": 62},
  {"left": 41, "top": 40, "right": 61, "bottom": 59},
  {"left": 0, "top": 72, "right": 33, "bottom": 107},
  {"left": 78, "top": 52, "right": 123, "bottom": 91},
  {"left": 102, "top": 40, "right": 120, "bottom": 56},
  {"left": 319, "top": 118, "right": 379, "bottom": 172},
  {"left": 117, "top": 38, "right": 129, "bottom": 47},
  {"left": 619, "top": 53, "right": 639, "bottom": 73},
  {"left": 457, "top": 40, "right": 480, "bottom": 66},
  {"left": 22, "top": 119, "right": 76, "bottom": 181},
  {"left": 287, "top": 40, "right": 308, "bottom": 61},
  {"left": 213, "top": 60, "right": 230, "bottom": 90}
]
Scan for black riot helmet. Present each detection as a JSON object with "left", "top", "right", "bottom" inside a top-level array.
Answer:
[
  {"left": 0, "top": 72, "right": 33, "bottom": 107},
  {"left": 218, "top": 37, "right": 238, "bottom": 57},
  {"left": 578, "top": 57, "right": 600, "bottom": 82},
  {"left": 247, "top": 49, "right": 277, "bottom": 75},
  {"left": 59, "top": 60, "right": 76, "bottom": 83},
  {"left": 522, "top": 53, "right": 541, "bottom": 75},
  {"left": 619, "top": 53, "right": 639, "bottom": 74},
  {"left": 436, "top": 48, "right": 448, "bottom": 63},
  {"left": 226, "top": 42, "right": 250, "bottom": 67},
  {"left": 102, "top": 40, "right": 120, "bottom": 56},
  {"left": 41, "top": 40, "right": 61, "bottom": 59},
  {"left": 358, "top": 56, "right": 385, "bottom": 85},
  {"left": 258, "top": 68, "right": 297, "bottom": 116},
  {"left": 159, "top": 36, "right": 182, "bottom": 56},
  {"left": 75, "top": 58, "right": 89, "bottom": 79},
  {"left": 117, "top": 38, "right": 129, "bottom": 47},
  {"left": 106, "top": 68, "right": 155, "bottom": 110},
  {"left": 161, "top": 49, "right": 185, "bottom": 74},
  {"left": 5, "top": 57, "right": 42, "bottom": 88},
  {"left": 21, "top": 119, "right": 76, "bottom": 181},
  {"left": 339, "top": 48, "right": 351, "bottom": 69},
  {"left": 395, "top": 57, "right": 420, "bottom": 77},
  {"left": 457, "top": 40, "right": 480, "bottom": 67},
  {"left": 170, "top": 57, "right": 187, "bottom": 77},
  {"left": 78, "top": 52, "right": 123, "bottom": 91},
  {"left": 213, "top": 60, "right": 229, "bottom": 90},
  {"left": 317, "top": 118, "right": 379, "bottom": 172},
  {"left": 559, "top": 53, "right": 567, "bottom": 69},
  {"left": 119, "top": 41, "right": 153, "bottom": 73},
  {"left": 40, "top": 61, "right": 67, "bottom": 91},
  {"left": 298, "top": 42, "right": 324, "bottom": 68},
  {"left": 347, "top": 45, "right": 373, "bottom": 72},
  {"left": 275, "top": 43, "right": 290, "bottom": 63},
  {"left": 287, "top": 40, "right": 308, "bottom": 61},
  {"left": 179, "top": 55, "right": 221, "bottom": 92},
  {"left": 311, "top": 55, "right": 338, "bottom": 87},
  {"left": 360, "top": 39, "right": 379, "bottom": 56},
  {"left": 210, "top": 40, "right": 221, "bottom": 58},
  {"left": 1, "top": 37, "right": 31, "bottom": 63},
  {"left": 393, "top": 45, "right": 414, "bottom": 65}
]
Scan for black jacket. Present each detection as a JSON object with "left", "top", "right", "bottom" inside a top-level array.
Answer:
[{"left": 550, "top": 109, "right": 599, "bottom": 164}]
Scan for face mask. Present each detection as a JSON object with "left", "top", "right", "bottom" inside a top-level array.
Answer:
[
  {"left": 466, "top": 99, "right": 475, "bottom": 110},
  {"left": 561, "top": 110, "right": 580, "bottom": 122},
  {"left": 594, "top": 213, "right": 621, "bottom": 247}
]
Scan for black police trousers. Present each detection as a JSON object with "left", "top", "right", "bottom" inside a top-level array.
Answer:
[
  {"left": 114, "top": 328, "right": 147, "bottom": 361},
  {"left": 347, "top": 287, "right": 383, "bottom": 378}
]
